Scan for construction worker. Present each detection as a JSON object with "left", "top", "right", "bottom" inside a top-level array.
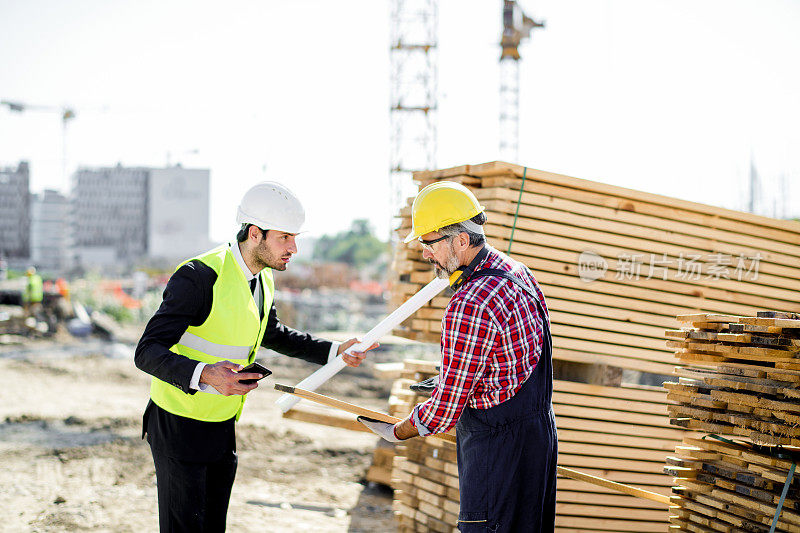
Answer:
[
  {"left": 55, "top": 277, "right": 70, "bottom": 301},
  {"left": 135, "top": 181, "right": 377, "bottom": 532},
  {"left": 359, "top": 181, "right": 557, "bottom": 532},
  {"left": 23, "top": 266, "right": 44, "bottom": 317}
]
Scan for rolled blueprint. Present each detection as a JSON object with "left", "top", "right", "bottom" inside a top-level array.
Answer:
[{"left": 276, "top": 276, "right": 449, "bottom": 412}]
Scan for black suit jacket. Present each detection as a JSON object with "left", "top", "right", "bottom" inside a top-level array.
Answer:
[{"left": 134, "top": 259, "right": 333, "bottom": 460}]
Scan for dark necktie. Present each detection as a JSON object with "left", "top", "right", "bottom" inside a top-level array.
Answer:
[{"left": 250, "top": 277, "right": 263, "bottom": 318}]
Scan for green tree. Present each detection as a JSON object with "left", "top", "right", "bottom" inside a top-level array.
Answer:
[{"left": 313, "top": 219, "right": 388, "bottom": 268}]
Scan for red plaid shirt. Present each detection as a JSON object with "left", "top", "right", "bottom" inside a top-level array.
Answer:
[{"left": 411, "top": 246, "right": 549, "bottom": 436}]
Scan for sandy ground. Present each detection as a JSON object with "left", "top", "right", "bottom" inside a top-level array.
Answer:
[{"left": 0, "top": 334, "right": 407, "bottom": 532}]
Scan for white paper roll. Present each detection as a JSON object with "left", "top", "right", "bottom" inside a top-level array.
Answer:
[{"left": 276, "top": 276, "right": 448, "bottom": 412}]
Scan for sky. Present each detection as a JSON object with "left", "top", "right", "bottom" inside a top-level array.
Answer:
[{"left": 1, "top": 0, "right": 798, "bottom": 246}]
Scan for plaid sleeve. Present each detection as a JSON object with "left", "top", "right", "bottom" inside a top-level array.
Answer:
[{"left": 411, "top": 296, "right": 497, "bottom": 436}]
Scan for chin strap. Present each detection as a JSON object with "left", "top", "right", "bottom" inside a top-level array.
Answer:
[{"left": 448, "top": 246, "right": 489, "bottom": 290}]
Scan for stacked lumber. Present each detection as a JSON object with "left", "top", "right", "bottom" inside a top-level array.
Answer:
[
  {"left": 552, "top": 378, "right": 684, "bottom": 532},
  {"left": 665, "top": 311, "right": 800, "bottom": 445},
  {"left": 391, "top": 161, "right": 800, "bottom": 376},
  {"left": 664, "top": 311, "right": 800, "bottom": 531},
  {"left": 667, "top": 435, "right": 800, "bottom": 532},
  {"left": 390, "top": 359, "right": 690, "bottom": 532},
  {"left": 391, "top": 360, "right": 458, "bottom": 532}
]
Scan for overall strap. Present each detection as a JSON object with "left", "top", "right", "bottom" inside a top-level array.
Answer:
[
  {"left": 469, "top": 268, "right": 552, "bottom": 347},
  {"left": 470, "top": 268, "right": 542, "bottom": 310}
]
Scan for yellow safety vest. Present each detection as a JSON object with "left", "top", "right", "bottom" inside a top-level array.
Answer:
[
  {"left": 150, "top": 245, "right": 274, "bottom": 422},
  {"left": 24, "top": 274, "right": 44, "bottom": 303}
]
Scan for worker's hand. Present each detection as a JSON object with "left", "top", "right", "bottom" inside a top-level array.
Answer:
[
  {"left": 200, "top": 360, "right": 261, "bottom": 396},
  {"left": 357, "top": 416, "right": 402, "bottom": 443},
  {"left": 338, "top": 338, "right": 379, "bottom": 367}
]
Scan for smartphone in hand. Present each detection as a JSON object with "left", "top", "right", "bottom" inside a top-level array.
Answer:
[{"left": 238, "top": 362, "right": 272, "bottom": 384}]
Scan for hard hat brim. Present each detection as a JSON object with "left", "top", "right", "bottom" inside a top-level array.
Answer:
[{"left": 403, "top": 206, "right": 485, "bottom": 244}]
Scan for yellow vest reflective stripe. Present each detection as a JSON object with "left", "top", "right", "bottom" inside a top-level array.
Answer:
[
  {"left": 150, "top": 244, "right": 275, "bottom": 422},
  {"left": 177, "top": 331, "right": 253, "bottom": 360}
]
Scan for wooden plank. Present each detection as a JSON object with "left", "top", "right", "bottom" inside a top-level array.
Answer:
[
  {"left": 555, "top": 503, "right": 668, "bottom": 520},
  {"left": 398, "top": 255, "right": 766, "bottom": 319},
  {"left": 558, "top": 441, "right": 670, "bottom": 462},
  {"left": 468, "top": 162, "right": 800, "bottom": 240},
  {"left": 558, "top": 453, "right": 667, "bottom": 474},
  {"left": 557, "top": 478, "right": 673, "bottom": 497},
  {"left": 557, "top": 415, "right": 689, "bottom": 441},
  {"left": 556, "top": 490, "right": 667, "bottom": 509},
  {"left": 481, "top": 230, "right": 800, "bottom": 305},
  {"left": 274, "top": 384, "right": 456, "bottom": 443},
  {"left": 405, "top": 249, "right": 798, "bottom": 315},
  {"left": 412, "top": 250, "right": 799, "bottom": 315},
  {"left": 558, "top": 467, "right": 677, "bottom": 487},
  {"left": 677, "top": 314, "right": 743, "bottom": 324},
  {"left": 281, "top": 405, "right": 372, "bottom": 432},
  {"left": 555, "top": 379, "right": 668, "bottom": 403},
  {"left": 420, "top": 305, "right": 671, "bottom": 342},
  {"left": 555, "top": 404, "right": 674, "bottom": 428},
  {"left": 549, "top": 346, "right": 677, "bottom": 375},
  {"left": 474, "top": 187, "right": 800, "bottom": 265},
  {"left": 554, "top": 391, "right": 669, "bottom": 415},
  {"left": 482, "top": 215, "right": 800, "bottom": 288},
  {"left": 740, "top": 317, "right": 800, "bottom": 329},
  {"left": 546, "top": 294, "right": 681, "bottom": 328},
  {"left": 413, "top": 315, "right": 678, "bottom": 367},
  {"left": 555, "top": 514, "right": 670, "bottom": 532}
]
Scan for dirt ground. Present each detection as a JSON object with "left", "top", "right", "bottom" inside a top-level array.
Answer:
[{"left": 0, "top": 333, "right": 416, "bottom": 532}]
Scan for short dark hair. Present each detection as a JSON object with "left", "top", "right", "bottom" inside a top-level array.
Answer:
[{"left": 237, "top": 223, "right": 267, "bottom": 243}]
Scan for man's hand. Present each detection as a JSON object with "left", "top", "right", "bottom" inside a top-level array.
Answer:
[
  {"left": 338, "top": 338, "right": 379, "bottom": 367},
  {"left": 199, "top": 360, "right": 262, "bottom": 396},
  {"left": 357, "top": 416, "right": 402, "bottom": 442}
]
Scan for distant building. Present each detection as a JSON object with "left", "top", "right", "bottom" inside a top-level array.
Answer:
[
  {"left": 70, "top": 164, "right": 210, "bottom": 269},
  {"left": 31, "top": 189, "right": 68, "bottom": 272},
  {"left": 0, "top": 161, "right": 31, "bottom": 262},
  {"left": 148, "top": 167, "right": 211, "bottom": 260},
  {"left": 71, "top": 165, "right": 150, "bottom": 267}
]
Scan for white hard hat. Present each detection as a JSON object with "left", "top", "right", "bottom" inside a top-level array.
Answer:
[{"left": 236, "top": 181, "right": 305, "bottom": 234}]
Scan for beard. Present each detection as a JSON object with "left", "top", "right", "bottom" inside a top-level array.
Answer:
[
  {"left": 254, "top": 240, "right": 291, "bottom": 271},
  {"left": 430, "top": 243, "right": 461, "bottom": 279}
]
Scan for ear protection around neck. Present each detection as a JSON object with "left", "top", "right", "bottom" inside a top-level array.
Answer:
[{"left": 448, "top": 246, "right": 489, "bottom": 290}]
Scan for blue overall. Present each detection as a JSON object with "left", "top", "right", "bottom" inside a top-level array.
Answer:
[{"left": 455, "top": 270, "right": 558, "bottom": 532}]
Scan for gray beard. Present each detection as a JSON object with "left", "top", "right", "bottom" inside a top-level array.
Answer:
[{"left": 431, "top": 251, "right": 461, "bottom": 279}]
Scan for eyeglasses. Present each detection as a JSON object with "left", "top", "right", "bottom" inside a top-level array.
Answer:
[{"left": 418, "top": 234, "right": 451, "bottom": 251}]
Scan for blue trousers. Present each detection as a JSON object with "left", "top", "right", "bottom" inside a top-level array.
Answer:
[{"left": 456, "top": 327, "right": 557, "bottom": 531}]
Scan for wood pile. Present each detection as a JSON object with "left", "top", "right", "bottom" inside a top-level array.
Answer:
[
  {"left": 390, "top": 360, "right": 458, "bottom": 532},
  {"left": 664, "top": 311, "right": 800, "bottom": 531},
  {"left": 392, "top": 161, "right": 800, "bottom": 376},
  {"left": 390, "top": 359, "right": 689, "bottom": 532}
]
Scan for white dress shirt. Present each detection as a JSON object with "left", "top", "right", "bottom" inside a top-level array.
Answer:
[{"left": 190, "top": 241, "right": 339, "bottom": 392}]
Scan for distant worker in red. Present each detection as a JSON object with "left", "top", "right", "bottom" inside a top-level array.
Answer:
[{"left": 359, "top": 181, "right": 557, "bottom": 532}]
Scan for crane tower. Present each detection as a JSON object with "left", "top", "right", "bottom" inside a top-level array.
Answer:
[
  {"left": 389, "top": 0, "right": 438, "bottom": 229},
  {"left": 499, "top": 1, "right": 544, "bottom": 162}
]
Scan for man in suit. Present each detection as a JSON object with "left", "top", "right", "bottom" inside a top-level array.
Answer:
[{"left": 135, "top": 181, "right": 376, "bottom": 532}]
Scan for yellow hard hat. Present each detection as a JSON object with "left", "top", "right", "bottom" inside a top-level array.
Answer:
[{"left": 403, "top": 181, "right": 485, "bottom": 243}]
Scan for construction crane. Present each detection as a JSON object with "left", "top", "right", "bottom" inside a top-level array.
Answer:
[
  {"left": 499, "top": 1, "right": 544, "bottom": 162},
  {"left": 1, "top": 99, "right": 77, "bottom": 190},
  {"left": 388, "top": 0, "right": 438, "bottom": 239}
]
